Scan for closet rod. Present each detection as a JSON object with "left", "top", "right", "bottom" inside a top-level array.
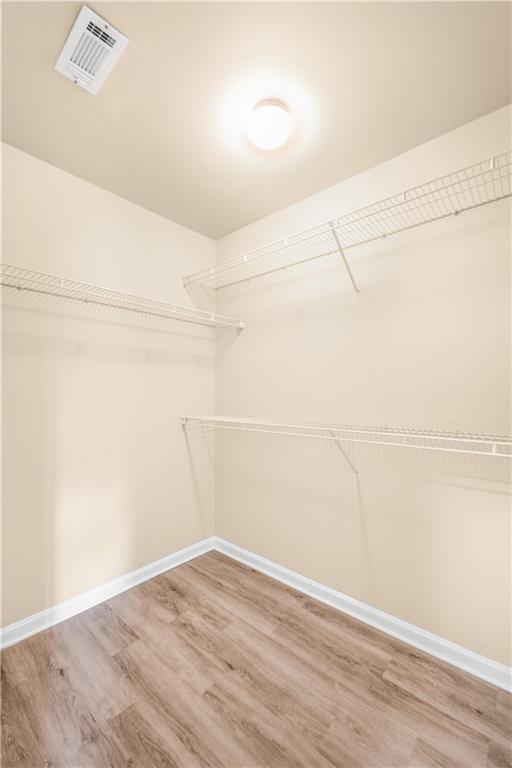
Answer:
[
  {"left": 1, "top": 263, "right": 244, "bottom": 330},
  {"left": 181, "top": 416, "right": 512, "bottom": 458},
  {"left": 182, "top": 152, "right": 512, "bottom": 291}
]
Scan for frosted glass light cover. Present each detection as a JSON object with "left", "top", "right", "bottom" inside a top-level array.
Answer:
[{"left": 245, "top": 101, "right": 292, "bottom": 150}]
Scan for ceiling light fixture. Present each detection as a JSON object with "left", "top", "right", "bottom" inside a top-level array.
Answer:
[{"left": 245, "top": 100, "right": 292, "bottom": 150}]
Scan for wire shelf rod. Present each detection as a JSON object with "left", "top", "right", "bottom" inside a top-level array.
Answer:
[
  {"left": 1, "top": 263, "right": 245, "bottom": 330},
  {"left": 196, "top": 183, "right": 511, "bottom": 291},
  {"left": 202, "top": 191, "right": 508, "bottom": 292},
  {"left": 181, "top": 416, "right": 512, "bottom": 458},
  {"left": 183, "top": 153, "right": 512, "bottom": 291}
]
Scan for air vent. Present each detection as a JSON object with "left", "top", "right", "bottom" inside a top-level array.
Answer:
[{"left": 55, "top": 5, "right": 128, "bottom": 95}]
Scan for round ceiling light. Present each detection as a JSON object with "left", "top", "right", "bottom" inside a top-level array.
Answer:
[{"left": 245, "top": 100, "right": 292, "bottom": 150}]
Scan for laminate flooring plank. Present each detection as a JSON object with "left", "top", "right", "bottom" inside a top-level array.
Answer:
[
  {"left": 113, "top": 639, "right": 255, "bottom": 767},
  {"left": 2, "top": 617, "right": 137, "bottom": 767},
  {"left": 2, "top": 552, "right": 510, "bottom": 768},
  {"left": 332, "top": 673, "right": 488, "bottom": 768},
  {"left": 383, "top": 650, "right": 510, "bottom": 749},
  {"left": 106, "top": 582, "right": 178, "bottom": 645},
  {"left": 336, "top": 670, "right": 491, "bottom": 767},
  {"left": 202, "top": 551, "right": 309, "bottom": 610},
  {"left": 1, "top": 627, "right": 56, "bottom": 689},
  {"left": 487, "top": 742, "right": 512, "bottom": 768},
  {"left": 166, "top": 610, "right": 252, "bottom": 678},
  {"left": 74, "top": 602, "right": 139, "bottom": 657},
  {"left": 108, "top": 704, "right": 182, "bottom": 768},
  {"left": 271, "top": 608, "right": 391, "bottom": 693},
  {"left": 317, "top": 711, "right": 417, "bottom": 768},
  {"left": 178, "top": 560, "right": 278, "bottom": 635},
  {"left": 118, "top": 626, "right": 217, "bottom": 698},
  {"left": 171, "top": 609, "right": 333, "bottom": 750},
  {"left": 1, "top": 658, "right": 94, "bottom": 768},
  {"left": 158, "top": 569, "right": 235, "bottom": 631},
  {"left": 190, "top": 552, "right": 310, "bottom": 622},
  {"left": 319, "top": 673, "right": 418, "bottom": 768},
  {"left": 408, "top": 737, "right": 479, "bottom": 768},
  {"left": 66, "top": 717, "right": 129, "bottom": 768},
  {"left": 221, "top": 619, "right": 336, "bottom": 730},
  {"left": 203, "top": 670, "right": 331, "bottom": 759},
  {"left": 107, "top": 574, "right": 233, "bottom": 695},
  {"left": 298, "top": 591, "right": 411, "bottom": 659},
  {"left": 497, "top": 690, "right": 512, "bottom": 716},
  {"left": 1, "top": 667, "right": 46, "bottom": 768},
  {"left": 172, "top": 611, "right": 333, "bottom": 746},
  {"left": 109, "top": 577, "right": 226, "bottom": 699},
  {"left": 203, "top": 553, "right": 401, "bottom": 664},
  {"left": 52, "top": 614, "right": 136, "bottom": 721},
  {"left": 134, "top": 562, "right": 234, "bottom": 632},
  {"left": 201, "top": 679, "right": 334, "bottom": 768}
]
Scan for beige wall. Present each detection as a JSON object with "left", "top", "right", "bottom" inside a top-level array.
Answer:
[
  {"left": 215, "top": 106, "right": 512, "bottom": 666},
  {"left": 1, "top": 144, "right": 216, "bottom": 626}
]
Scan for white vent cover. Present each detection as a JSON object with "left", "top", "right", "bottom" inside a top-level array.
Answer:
[{"left": 55, "top": 5, "right": 128, "bottom": 95}]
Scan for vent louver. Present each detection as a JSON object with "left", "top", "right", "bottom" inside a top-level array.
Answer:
[{"left": 55, "top": 5, "right": 128, "bottom": 95}]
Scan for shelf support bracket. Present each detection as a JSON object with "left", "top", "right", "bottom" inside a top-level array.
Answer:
[
  {"left": 329, "top": 431, "right": 360, "bottom": 482},
  {"left": 331, "top": 224, "right": 360, "bottom": 294}
]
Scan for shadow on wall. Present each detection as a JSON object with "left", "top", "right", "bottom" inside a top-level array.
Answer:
[
  {"left": 1, "top": 291, "right": 216, "bottom": 627},
  {"left": 1, "top": 286, "right": 217, "bottom": 345},
  {"left": 182, "top": 421, "right": 215, "bottom": 534}
]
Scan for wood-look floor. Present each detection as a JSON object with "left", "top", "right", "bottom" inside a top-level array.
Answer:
[{"left": 1, "top": 552, "right": 511, "bottom": 768}]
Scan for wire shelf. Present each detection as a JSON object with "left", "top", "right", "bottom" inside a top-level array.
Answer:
[
  {"left": 181, "top": 416, "right": 512, "bottom": 458},
  {"left": 1, "top": 263, "right": 244, "bottom": 330},
  {"left": 183, "top": 153, "right": 512, "bottom": 292}
]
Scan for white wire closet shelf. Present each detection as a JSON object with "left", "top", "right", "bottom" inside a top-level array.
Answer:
[
  {"left": 183, "top": 152, "right": 512, "bottom": 292},
  {"left": 181, "top": 416, "right": 512, "bottom": 458},
  {"left": 1, "top": 263, "right": 244, "bottom": 330}
]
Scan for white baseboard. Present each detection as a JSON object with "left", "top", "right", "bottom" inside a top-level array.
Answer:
[
  {"left": 0, "top": 537, "right": 215, "bottom": 650},
  {"left": 213, "top": 536, "right": 512, "bottom": 693},
  {"left": 2, "top": 533, "right": 510, "bottom": 693}
]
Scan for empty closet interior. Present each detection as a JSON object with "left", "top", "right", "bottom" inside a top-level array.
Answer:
[{"left": 1, "top": 2, "right": 511, "bottom": 766}]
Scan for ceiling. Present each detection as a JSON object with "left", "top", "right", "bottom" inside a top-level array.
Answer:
[{"left": 2, "top": 2, "right": 510, "bottom": 239}]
